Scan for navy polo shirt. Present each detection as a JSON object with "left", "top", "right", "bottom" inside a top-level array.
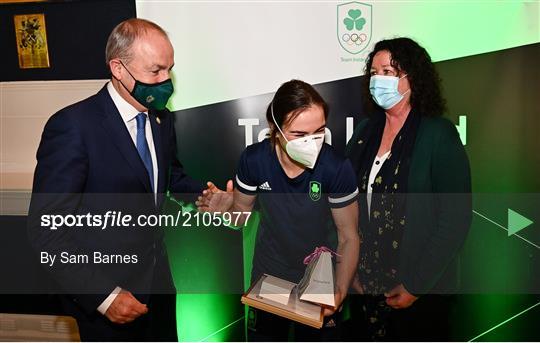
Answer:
[{"left": 235, "top": 139, "right": 358, "bottom": 283}]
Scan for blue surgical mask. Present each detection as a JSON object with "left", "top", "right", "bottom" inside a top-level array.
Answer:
[{"left": 369, "top": 74, "right": 410, "bottom": 110}]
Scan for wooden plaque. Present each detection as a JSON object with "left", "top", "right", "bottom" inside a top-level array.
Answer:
[{"left": 241, "top": 274, "right": 324, "bottom": 329}]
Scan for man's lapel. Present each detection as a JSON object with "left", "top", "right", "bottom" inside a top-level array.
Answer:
[
  {"left": 149, "top": 111, "right": 166, "bottom": 195},
  {"left": 98, "top": 87, "right": 153, "bottom": 193}
]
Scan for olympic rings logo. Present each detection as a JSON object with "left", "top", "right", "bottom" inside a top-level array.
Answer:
[{"left": 341, "top": 33, "right": 367, "bottom": 46}]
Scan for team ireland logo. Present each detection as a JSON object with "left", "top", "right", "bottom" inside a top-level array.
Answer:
[
  {"left": 337, "top": 2, "right": 372, "bottom": 54},
  {"left": 309, "top": 181, "right": 322, "bottom": 202}
]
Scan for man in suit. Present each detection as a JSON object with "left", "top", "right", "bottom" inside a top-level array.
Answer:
[{"left": 28, "top": 18, "right": 205, "bottom": 341}]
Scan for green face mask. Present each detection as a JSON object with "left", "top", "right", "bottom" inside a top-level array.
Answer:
[{"left": 119, "top": 61, "right": 174, "bottom": 110}]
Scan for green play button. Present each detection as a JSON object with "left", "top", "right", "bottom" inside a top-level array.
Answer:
[{"left": 508, "top": 209, "right": 533, "bottom": 236}]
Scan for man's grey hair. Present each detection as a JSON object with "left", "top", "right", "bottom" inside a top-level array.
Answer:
[{"left": 105, "top": 18, "right": 169, "bottom": 66}]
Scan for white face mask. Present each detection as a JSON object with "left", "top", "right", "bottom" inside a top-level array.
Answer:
[{"left": 271, "top": 104, "right": 325, "bottom": 169}]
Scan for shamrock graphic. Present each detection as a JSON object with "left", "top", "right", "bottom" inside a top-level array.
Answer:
[
  {"left": 343, "top": 9, "right": 366, "bottom": 31},
  {"left": 310, "top": 182, "right": 322, "bottom": 201}
]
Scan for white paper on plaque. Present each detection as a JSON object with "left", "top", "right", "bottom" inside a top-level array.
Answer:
[{"left": 298, "top": 251, "right": 335, "bottom": 307}]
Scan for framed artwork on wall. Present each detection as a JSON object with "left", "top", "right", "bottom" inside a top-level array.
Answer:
[{"left": 13, "top": 13, "right": 50, "bottom": 69}]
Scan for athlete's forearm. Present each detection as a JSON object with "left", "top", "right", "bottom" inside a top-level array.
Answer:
[{"left": 335, "top": 232, "right": 360, "bottom": 302}]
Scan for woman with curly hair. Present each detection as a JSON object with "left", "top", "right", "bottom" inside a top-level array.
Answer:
[{"left": 346, "top": 37, "right": 472, "bottom": 340}]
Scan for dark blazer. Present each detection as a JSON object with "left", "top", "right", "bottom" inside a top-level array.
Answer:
[
  {"left": 347, "top": 116, "right": 472, "bottom": 295},
  {"left": 28, "top": 85, "right": 204, "bottom": 316}
]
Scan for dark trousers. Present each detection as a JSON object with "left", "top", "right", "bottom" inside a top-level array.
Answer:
[
  {"left": 247, "top": 306, "right": 343, "bottom": 342},
  {"left": 66, "top": 256, "right": 178, "bottom": 342},
  {"left": 346, "top": 295, "right": 455, "bottom": 341},
  {"left": 74, "top": 293, "right": 177, "bottom": 342}
]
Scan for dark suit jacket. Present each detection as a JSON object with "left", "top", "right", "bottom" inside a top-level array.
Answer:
[
  {"left": 347, "top": 116, "right": 472, "bottom": 295},
  {"left": 28, "top": 84, "right": 204, "bottom": 316}
]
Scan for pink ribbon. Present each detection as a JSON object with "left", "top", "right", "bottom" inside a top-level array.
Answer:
[{"left": 303, "top": 246, "right": 341, "bottom": 265}]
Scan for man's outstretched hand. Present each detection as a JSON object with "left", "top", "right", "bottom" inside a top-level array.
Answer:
[{"left": 196, "top": 180, "right": 234, "bottom": 213}]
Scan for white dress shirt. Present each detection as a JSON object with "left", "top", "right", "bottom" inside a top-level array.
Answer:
[
  {"left": 97, "top": 82, "right": 159, "bottom": 315},
  {"left": 107, "top": 82, "right": 158, "bottom": 194}
]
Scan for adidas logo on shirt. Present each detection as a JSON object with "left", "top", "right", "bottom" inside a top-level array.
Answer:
[{"left": 259, "top": 182, "right": 272, "bottom": 191}]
